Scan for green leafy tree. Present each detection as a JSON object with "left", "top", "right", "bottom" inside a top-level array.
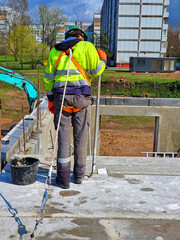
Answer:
[
  {"left": 8, "top": 26, "right": 36, "bottom": 69},
  {"left": 27, "top": 42, "right": 49, "bottom": 69}
]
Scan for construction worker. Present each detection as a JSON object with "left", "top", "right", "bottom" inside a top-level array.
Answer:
[{"left": 44, "top": 25, "right": 106, "bottom": 189}]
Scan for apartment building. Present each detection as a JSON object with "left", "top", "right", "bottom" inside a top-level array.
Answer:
[
  {"left": 30, "top": 21, "right": 92, "bottom": 44},
  {"left": 55, "top": 21, "right": 92, "bottom": 43},
  {"left": 0, "top": 6, "right": 11, "bottom": 33},
  {"left": 101, "top": 0, "right": 170, "bottom": 67},
  {"left": 93, "top": 14, "right": 101, "bottom": 48}
]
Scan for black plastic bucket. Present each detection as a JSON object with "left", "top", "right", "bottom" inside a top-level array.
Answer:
[{"left": 9, "top": 157, "right": 39, "bottom": 185}]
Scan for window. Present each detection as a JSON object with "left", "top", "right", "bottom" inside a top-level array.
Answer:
[
  {"left": 151, "top": 60, "right": 162, "bottom": 71},
  {"left": 163, "top": 30, "right": 167, "bottom": 36},
  {"left": 137, "top": 59, "right": 145, "bottom": 66},
  {"left": 164, "top": 60, "right": 175, "bottom": 71}
]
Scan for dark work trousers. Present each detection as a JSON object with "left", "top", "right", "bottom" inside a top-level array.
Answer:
[{"left": 54, "top": 94, "right": 91, "bottom": 185}]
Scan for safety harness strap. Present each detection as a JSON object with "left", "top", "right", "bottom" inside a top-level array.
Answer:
[{"left": 55, "top": 48, "right": 90, "bottom": 113}]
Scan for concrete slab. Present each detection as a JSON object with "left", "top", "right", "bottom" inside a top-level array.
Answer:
[{"left": 0, "top": 156, "right": 180, "bottom": 239}]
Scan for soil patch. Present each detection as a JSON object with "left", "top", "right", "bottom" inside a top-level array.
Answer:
[{"left": 100, "top": 118, "right": 154, "bottom": 156}]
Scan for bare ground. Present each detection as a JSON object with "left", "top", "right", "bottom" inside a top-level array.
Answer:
[{"left": 100, "top": 119, "right": 154, "bottom": 156}]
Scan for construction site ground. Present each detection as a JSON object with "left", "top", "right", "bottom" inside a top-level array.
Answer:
[
  {"left": 0, "top": 154, "right": 180, "bottom": 240},
  {"left": 0, "top": 91, "right": 154, "bottom": 157},
  {"left": 1, "top": 91, "right": 180, "bottom": 239}
]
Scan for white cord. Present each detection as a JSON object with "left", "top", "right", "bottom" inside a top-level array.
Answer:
[{"left": 48, "top": 48, "right": 73, "bottom": 180}]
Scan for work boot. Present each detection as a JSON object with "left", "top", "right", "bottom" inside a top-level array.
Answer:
[
  {"left": 56, "top": 176, "right": 70, "bottom": 189},
  {"left": 74, "top": 177, "right": 83, "bottom": 184},
  {"left": 56, "top": 162, "right": 70, "bottom": 189}
]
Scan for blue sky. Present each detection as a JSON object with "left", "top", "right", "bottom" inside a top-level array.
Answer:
[
  {"left": 1, "top": 0, "right": 179, "bottom": 26},
  {"left": 28, "top": 0, "right": 180, "bottom": 26},
  {"left": 167, "top": 0, "right": 180, "bottom": 26},
  {"left": 28, "top": 0, "right": 104, "bottom": 23}
]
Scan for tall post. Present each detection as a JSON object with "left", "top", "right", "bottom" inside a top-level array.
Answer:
[
  {"left": 37, "top": 70, "right": 40, "bottom": 130},
  {"left": 0, "top": 99, "right": 1, "bottom": 171},
  {"left": 89, "top": 75, "right": 101, "bottom": 177},
  {"left": 22, "top": 103, "right": 26, "bottom": 153}
]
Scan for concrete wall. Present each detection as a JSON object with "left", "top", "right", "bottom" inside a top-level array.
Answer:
[
  {"left": 0, "top": 98, "right": 55, "bottom": 171},
  {"left": 91, "top": 105, "right": 180, "bottom": 155}
]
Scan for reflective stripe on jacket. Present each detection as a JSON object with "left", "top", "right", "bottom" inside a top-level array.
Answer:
[{"left": 43, "top": 41, "right": 105, "bottom": 96}]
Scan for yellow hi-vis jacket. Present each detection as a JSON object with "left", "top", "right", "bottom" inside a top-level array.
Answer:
[{"left": 43, "top": 41, "right": 106, "bottom": 98}]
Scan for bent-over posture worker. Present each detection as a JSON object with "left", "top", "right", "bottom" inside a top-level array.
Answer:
[{"left": 44, "top": 25, "right": 106, "bottom": 189}]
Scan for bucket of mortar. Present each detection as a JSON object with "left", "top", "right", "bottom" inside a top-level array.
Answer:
[{"left": 9, "top": 157, "right": 39, "bottom": 185}]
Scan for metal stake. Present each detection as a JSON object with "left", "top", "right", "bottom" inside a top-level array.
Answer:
[
  {"left": 22, "top": 103, "right": 26, "bottom": 153},
  {"left": 89, "top": 74, "right": 101, "bottom": 177},
  {"left": 0, "top": 99, "right": 1, "bottom": 171},
  {"left": 37, "top": 70, "right": 40, "bottom": 130}
]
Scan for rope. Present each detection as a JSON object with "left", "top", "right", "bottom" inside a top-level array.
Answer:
[{"left": 30, "top": 48, "right": 73, "bottom": 239}]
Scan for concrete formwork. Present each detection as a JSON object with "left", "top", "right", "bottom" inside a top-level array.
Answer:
[{"left": 90, "top": 105, "right": 180, "bottom": 155}]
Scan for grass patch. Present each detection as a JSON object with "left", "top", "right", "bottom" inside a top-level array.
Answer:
[
  {"left": 101, "top": 116, "right": 154, "bottom": 130},
  {"left": 92, "top": 70, "right": 180, "bottom": 98},
  {"left": 1, "top": 56, "right": 180, "bottom": 99}
]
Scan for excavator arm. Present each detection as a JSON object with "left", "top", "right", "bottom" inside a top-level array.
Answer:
[{"left": 0, "top": 66, "right": 38, "bottom": 113}]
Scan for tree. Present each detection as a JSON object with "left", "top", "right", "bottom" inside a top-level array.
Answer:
[
  {"left": 100, "top": 31, "right": 113, "bottom": 58},
  {"left": 4, "top": 0, "right": 32, "bottom": 28},
  {"left": 0, "top": 34, "right": 8, "bottom": 55},
  {"left": 27, "top": 42, "right": 49, "bottom": 69},
  {"left": 8, "top": 26, "right": 36, "bottom": 69},
  {"left": 167, "top": 22, "right": 180, "bottom": 58},
  {"left": 36, "top": 4, "right": 66, "bottom": 48},
  {"left": 48, "top": 7, "right": 66, "bottom": 49}
]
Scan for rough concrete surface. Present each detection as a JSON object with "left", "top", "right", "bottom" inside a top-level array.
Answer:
[{"left": 0, "top": 156, "right": 180, "bottom": 240}]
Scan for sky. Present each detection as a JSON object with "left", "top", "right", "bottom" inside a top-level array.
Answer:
[
  {"left": 28, "top": 0, "right": 104, "bottom": 23},
  {"left": 167, "top": 0, "right": 180, "bottom": 26},
  {"left": 27, "top": 0, "right": 180, "bottom": 26},
  {"left": 0, "top": 0, "right": 179, "bottom": 26}
]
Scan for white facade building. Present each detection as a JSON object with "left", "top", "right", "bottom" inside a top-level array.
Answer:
[
  {"left": 30, "top": 21, "right": 92, "bottom": 44},
  {"left": 93, "top": 14, "right": 101, "bottom": 48},
  {"left": 101, "top": 0, "right": 170, "bottom": 67},
  {"left": 0, "top": 6, "right": 13, "bottom": 33}
]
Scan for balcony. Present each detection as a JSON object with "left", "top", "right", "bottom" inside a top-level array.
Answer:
[
  {"left": 164, "top": 0, "right": 170, "bottom": 6},
  {"left": 161, "top": 48, "right": 167, "bottom": 54},
  {"left": 163, "top": 24, "right": 168, "bottom": 30},
  {"left": 164, "top": 12, "right": 169, "bottom": 18},
  {"left": 162, "top": 36, "right": 167, "bottom": 42}
]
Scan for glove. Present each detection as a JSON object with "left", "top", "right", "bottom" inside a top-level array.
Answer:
[
  {"left": 97, "top": 49, "right": 107, "bottom": 63},
  {"left": 48, "top": 101, "right": 55, "bottom": 114}
]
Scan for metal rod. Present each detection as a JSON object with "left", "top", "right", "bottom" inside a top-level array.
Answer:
[
  {"left": 22, "top": 103, "right": 26, "bottom": 153},
  {"left": 50, "top": 130, "right": 54, "bottom": 149},
  {"left": 88, "top": 126, "right": 91, "bottom": 157},
  {"left": 0, "top": 100, "right": 1, "bottom": 172},
  {"left": 89, "top": 74, "right": 101, "bottom": 177},
  {"left": 37, "top": 70, "right": 40, "bottom": 130}
]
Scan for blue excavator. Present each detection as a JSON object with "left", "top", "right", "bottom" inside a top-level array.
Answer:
[{"left": 0, "top": 66, "right": 38, "bottom": 113}]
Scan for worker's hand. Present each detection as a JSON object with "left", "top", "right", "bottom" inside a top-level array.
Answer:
[
  {"left": 97, "top": 49, "right": 107, "bottom": 63},
  {"left": 48, "top": 101, "right": 55, "bottom": 114}
]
